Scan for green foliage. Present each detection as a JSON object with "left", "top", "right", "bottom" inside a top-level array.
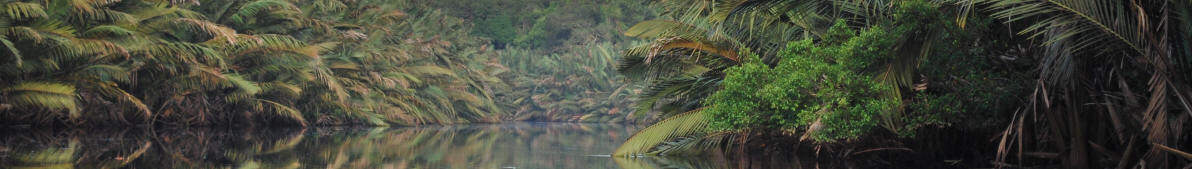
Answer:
[
  {"left": 909, "top": 28, "right": 1026, "bottom": 132},
  {"left": 473, "top": 14, "right": 517, "bottom": 46},
  {"left": 513, "top": 15, "right": 551, "bottom": 48},
  {"left": 705, "top": 21, "right": 902, "bottom": 142},
  {"left": 0, "top": 0, "right": 654, "bottom": 126},
  {"left": 421, "top": 0, "right": 652, "bottom": 122},
  {"left": 616, "top": 2, "right": 1192, "bottom": 169},
  {"left": 616, "top": 0, "right": 1022, "bottom": 150},
  {"left": 496, "top": 42, "right": 634, "bottom": 122},
  {"left": 0, "top": 0, "right": 454, "bottom": 126},
  {"left": 428, "top": 0, "right": 653, "bottom": 49}
]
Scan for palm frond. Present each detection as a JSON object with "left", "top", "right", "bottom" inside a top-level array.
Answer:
[
  {"left": 74, "top": 38, "right": 129, "bottom": 58},
  {"left": 1, "top": 38, "right": 22, "bottom": 67},
  {"left": 73, "top": 8, "right": 138, "bottom": 25},
  {"left": 223, "top": 74, "right": 262, "bottom": 96},
  {"left": 91, "top": 81, "right": 152, "bottom": 119},
  {"left": 625, "top": 20, "right": 709, "bottom": 40},
  {"left": 400, "top": 65, "right": 460, "bottom": 78},
  {"left": 649, "top": 131, "right": 738, "bottom": 156},
  {"left": 260, "top": 81, "right": 303, "bottom": 98},
  {"left": 631, "top": 77, "right": 708, "bottom": 117},
  {"left": 81, "top": 25, "right": 135, "bottom": 39},
  {"left": 74, "top": 64, "right": 130, "bottom": 82},
  {"left": 5, "top": 26, "right": 46, "bottom": 43},
  {"left": 254, "top": 98, "right": 308, "bottom": 127},
  {"left": 1, "top": 82, "right": 80, "bottom": 118},
  {"left": 29, "top": 19, "right": 76, "bottom": 37},
  {"left": 229, "top": 0, "right": 300, "bottom": 25},
  {"left": 174, "top": 18, "right": 238, "bottom": 43},
  {"left": 126, "top": 3, "right": 201, "bottom": 23},
  {"left": 613, "top": 108, "right": 711, "bottom": 157},
  {"left": 979, "top": 0, "right": 1145, "bottom": 55},
  {"left": 15, "top": 139, "right": 77, "bottom": 164},
  {"left": 5, "top": 2, "right": 48, "bottom": 20}
]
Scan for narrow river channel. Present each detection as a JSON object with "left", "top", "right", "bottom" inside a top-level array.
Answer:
[{"left": 1, "top": 123, "right": 814, "bottom": 169}]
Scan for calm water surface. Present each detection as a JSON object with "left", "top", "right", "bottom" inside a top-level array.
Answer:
[{"left": 0, "top": 123, "right": 786, "bottom": 169}]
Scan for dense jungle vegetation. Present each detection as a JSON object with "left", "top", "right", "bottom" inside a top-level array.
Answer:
[
  {"left": 612, "top": 0, "right": 1192, "bottom": 168},
  {"left": 4, "top": 0, "right": 1192, "bottom": 168},
  {"left": 0, "top": 0, "right": 652, "bottom": 126}
]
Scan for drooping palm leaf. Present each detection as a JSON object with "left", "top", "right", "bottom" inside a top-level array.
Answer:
[
  {"left": 1, "top": 82, "right": 80, "bottom": 118},
  {"left": 255, "top": 98, "right": 308, "bottom": 127},
  {"left": 5, "top": 2, "right": 47, "bottom": 20},
  {"left": 613, "top": 108, "right": 711, "bottom": 157}
]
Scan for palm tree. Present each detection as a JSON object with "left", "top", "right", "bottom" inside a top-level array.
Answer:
[
  {"left": 968, "top": 0, "right": 1192, "bottom": 168},
  {"left": 1, "top": 0, "right": 523, "bottom": 126},
  {"left": 0, "top": 0, "right": 150, "bottom": 125},
  {"left": 203, "top": 0, "right": 510, "bottom": 125}
]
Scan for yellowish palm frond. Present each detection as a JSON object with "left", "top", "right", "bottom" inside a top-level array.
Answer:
[
  {"left": 5, "top": 2, "right": 48, "bottom": 20},
  {"left": 229, "top": 0, "right": 301, "bottom": 25},
  {"left": 2, "top": 82, "right": 80, "bottom": 118},
  {"left": 175, "top": 18, "right": 238, "bottom": 44},
  {"left": 401, "top": 65, "right": 460, "bottom": 79},
  {"left": 613, "top": 108, "right": 711, "bottom": 157},
  {"left": 255, "top": 98, "right": 308, "bottom": 127},
  {"left": 15, "top": 139, "right": 78, "bottom": 165}
]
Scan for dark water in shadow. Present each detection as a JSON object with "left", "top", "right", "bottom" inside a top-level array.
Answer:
[{"left": 0, "top": 123, "right": 818, "bottom": 169}]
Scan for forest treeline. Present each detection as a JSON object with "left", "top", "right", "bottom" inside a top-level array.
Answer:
[
  {"left": 0, "top": 0, "right": 651, "bottom": 126},
  {"left": 612, "top": 0, "right": 1192, "bottom": 168}
]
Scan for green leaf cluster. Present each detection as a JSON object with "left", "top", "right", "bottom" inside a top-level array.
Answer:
[{"left": 705, "top": 20, "right": 904, "bottom": 141}]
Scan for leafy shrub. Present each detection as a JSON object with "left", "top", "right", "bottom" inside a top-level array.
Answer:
[
  {"left": 705, "top": 20, "right": 903, "bottom": 141},
  {"left": 474, "top": 14, "right": 518, "bottom": 48},
  {"left": 702, "top": 1, "right": 988, "bottom": 141}
]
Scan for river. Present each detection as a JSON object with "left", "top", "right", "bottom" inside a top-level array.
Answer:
[{"left": 0, "top": 122, "right": 810, "bottom": 169}]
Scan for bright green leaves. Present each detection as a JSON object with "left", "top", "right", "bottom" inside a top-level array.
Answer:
[
  {"left": 700, "top": 0, "right": 958, "bottom": 142},
  {"left": 705, "top": 20, "right": 906, "bottom": 142},
  {"left": 473, "top": 14, "right": 516, "bottom": 46}
]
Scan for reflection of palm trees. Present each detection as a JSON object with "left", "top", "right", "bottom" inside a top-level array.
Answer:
[
  {"left": 11, "top": 139, "right": 78, "bottom": 169},
  {"left": 0, "top": 123, "right": 676, "bottom": 169},
  {"left": 319, "top": 123, "right": 637, "bottom": 168},
  {"left": 1, "top": 130, "right": 153, "bottom": 169}
]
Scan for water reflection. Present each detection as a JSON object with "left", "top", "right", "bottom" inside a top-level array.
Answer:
[{"left": 1, "top": 123, "right": 814, "bottom": 169}]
